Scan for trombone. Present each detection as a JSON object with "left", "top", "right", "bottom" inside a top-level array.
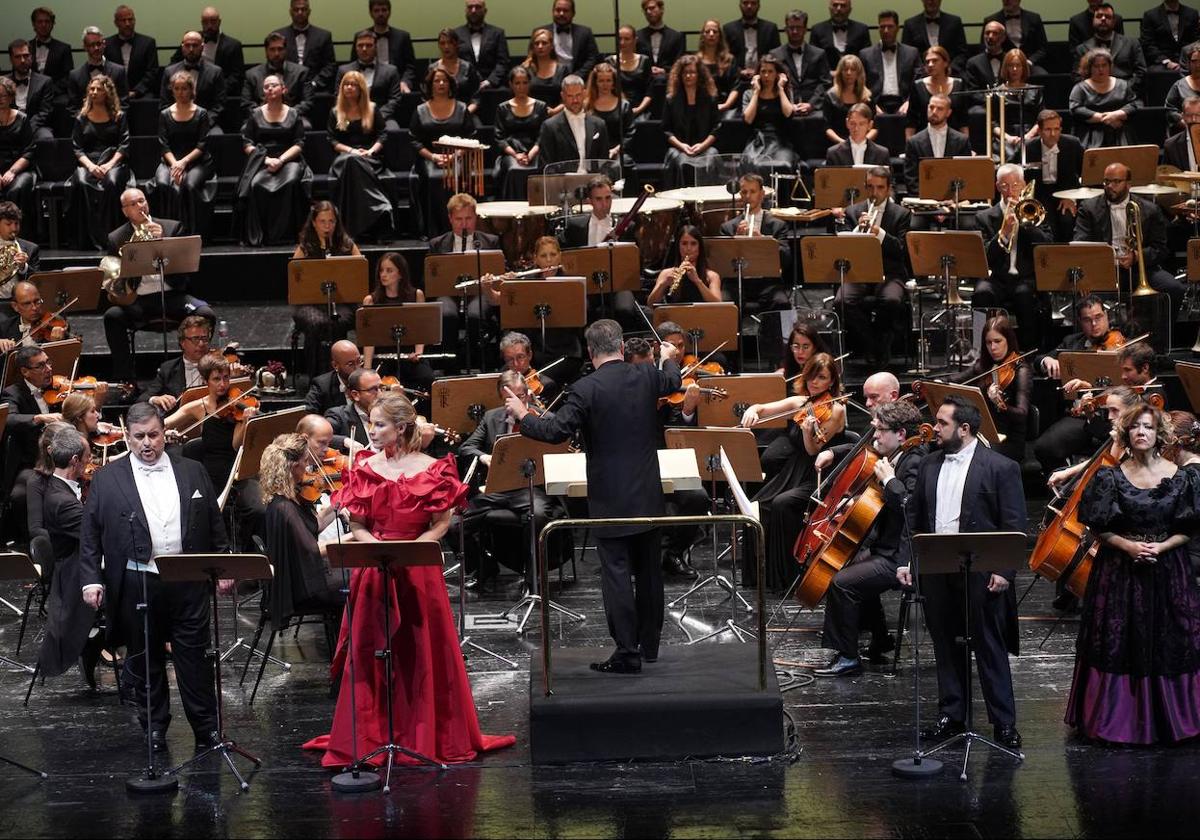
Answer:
[
  {"left": 998, "top": 179, "right": 1046, "bottom": 253},
  {"left": 1127, "top": 200, "right": 1158, "bottom": 298}
]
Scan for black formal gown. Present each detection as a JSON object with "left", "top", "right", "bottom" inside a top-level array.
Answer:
[
  {"left": 0, "top": 113, "right": 36, "bottom": 231},
  {"left": 610, "top": 54, "right": 652, "bottom": 116},
  {"left": 201, "top": 413, "right": 237, "bottom": 493},
  {"left": 528, "top": 64, "right": 568, "bottom": 109},
  {"left": 820, "top": 91, "right": 875, "bottom": 141},
  {"left": 493, "top": 99, "right": 548, "bottom": 200},
  {"left": 906, "top": 77, "right": 967, "bottom": 132},
  {"left": 436, "top": 59, "right": 482, "bottom": 107},
  {"left": 949, "top": 360, "right": 1032, "bottom": 463},
  {"left": 327, "top": 112, "right": 392, "bottom": 238},
  {"left": 1069, "top": 79, "right": 1139, "bottom": 149},
  {"left": 154, "top": 106, "right": 216, "bottom": 236},
  {"left": 702, "top": 60, "right": 740, "bottom": 118},
  {"left": 409, "top": 101, "right": 478, "bottom": 237},
  {"left": 589, "top": 99, "right": 635, "bottom": 171},
  {"left": 238, "top": 107, "right": 312, "bottom": 246},
  {"left": 740, "top": 91, "right": 798, "bottom": 176},
  {"left": 70, "top": 112, "right": 131, "bottom": 250},
  {"left": 662, "top": 92, "right": 720, "bottom": 187}
]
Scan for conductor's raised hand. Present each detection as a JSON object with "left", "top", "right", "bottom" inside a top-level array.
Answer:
[
  {"left": 503, "top": 386, "right": 528, "bottom": 422},
  {"left": 658, "top": 339, "right": 679, "bottom": 364}
]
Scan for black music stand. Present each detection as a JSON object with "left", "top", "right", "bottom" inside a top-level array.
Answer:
[
  {"left": 28, "top": 267, "right": 104, "bottom": 313},
  {"left": 119, "top": 235, "right": 202, "bottom": 356},
  {"left": 498, "top": 278, "right": 587, "bottom": 350},
  {"left": 0, "top": 555, "right": 46, "bottom": 777},
  {"left": 909, "top": 532, "right": 1027, "bottom": 781},
  {"left": 355, "top": 303, "right": 444, "bottom": 369},
  {"left": 158, "top": 553, "right": 270, "bottom": 792},
  {"left": 326, "top": 540, "right": 450, "bottom": 793}
]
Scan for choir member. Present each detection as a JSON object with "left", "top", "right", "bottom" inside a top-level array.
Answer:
[
  {"left": 901, "top": 0, "right": 968, "bottom": 75},
  {"left": 327, "top": 70, "right": 393, "bottom": 239},
  {"left": 696, "top": 18, "right": 742, "bottom": 118},
  {"left": 70, "top": 75, "right": 130, "bottom": 251},
  {"left": 810, "top": 0, "right": 873, "bottom": 69},
  {"left": 274, "top": 0, "right": 336, "bottom": 94},
  {"left": 767, "top": 10, "right": 829, "bottom": 116},
  {"left": 154, "top": 71, "right": 216, "bottom": 237},
  {"left": 860, "top": 10, "right": 920, "bottom": 115},
  {"left": 584, "top": 63, "right": 634, "bottom": 171},
  {"left": 1069, "top": 48, "right": 1139, "bottom": 150},
  {"left": 541, "top": 0, "right": 601, "bottom": 79},
  {"left": 239, "top": 73, "right": 311, "bottom": 246},
  {"left": 105, "top": 5, "right": 158, "bottom": 100},
  {"left": 740, "top": 55, "right": 798, "bottom": 178},
  {"left": 493, "top": 66, "right": 548, "bottom": 200},
  {"left": 637, "top": 0, "right": 687, "bottom": 78},
  {"left": 524, "top": 28, "right": 567, "bottom": 111},
  {"left": 455, "top": 0, "right": 511, "bottom": 93},
  {"left": 409, "top": 66, "right": 478, "bottom": 237},
  {"left": 661, "top": 56, "right": 720, "bottom": 188},
  {"left": 821, "top": 55, "right": 877, "bottom": 146},
  {"left": 907, "top": 45, "right": 966, "bottom": 137},
  {"left": 432, "top": 27, "right": 482, "bottom": 113},
  {"left": 158, "top": 31, "right": 227, "bottom": 126}
]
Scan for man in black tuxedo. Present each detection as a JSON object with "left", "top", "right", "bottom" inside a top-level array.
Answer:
[
  {"left": 427, "top": 193, "right": 500, "bottom": 359},
  {"left": 102, "top": 188, "right": 216, "bottom": 383},
  {"left": 159, "top": 31, "right": 228, "bottom": 126},
  {"left": 324, "top": 367, "right": 379, "bottom": 451},
  {"left": 0, "top": 345, "right": 60, "bottom": 541},
  {"left": 902, "top": 93, "right": 972, "bottom": 196},
  {"left": 833, "top": 166, "right": 911, "bottom": 365},
  {"left": 902, "top": 0, "right": 968, "bottom": 75},
  {"left": 825, "top": 103, "right": 892, "bottom": 165},
  {"left": 140, "top": 315, "right": 219, "bottom": 412},
  {"left": 1024, "top": 110, "right": 1083, "bottom": 241},
  {"left": 1069, "top": 0, "right": 1125, "bottom": 51},
  {"left": 367, "top": 0, "right": 418, "bottom": 92},
  {"left": 768, "top": 10, "right": 830, "bottom": 114},
  {"left": 336, "top": 30, "right": 404, "bottom": 130},
  {"left": 898, "top": 395, "right": 1026, "bottom": 750},
  {"left": 510, "top": 319, "right": 682, "bottom": 673},
  {"left": 0, "top": 281, "right": 61, "bottom": 349},
  {"left": 5, "top": 40, "right": 54, "bottom": 142},
  {"left": 174, "top": 7, "right": 246, "bottom": 102},
  {"left": 724, "top": 0, "right": 782, "bottom": 80},
  {"left": 810, "top": 0, "right": 873, "bottom": 71},
  {"left": 105, "top": 5, "right": 158, "bottom": 100},
  {"left": 983, "top": 0, "right": 1048, "bottom": 71},
  {"left": 0, "top": 202, "right": 40, "bottom": 302},
  {"left": 542, "top": 0, "right": 601, "bottom": 79},
  {"left": 67, "top": 28, "right": 129, "bottom": 108},
  {"left": 456, "top": 0, "right": 511, "bottom": 92},
  {"left": 302, "top": 339, "right": 363, "bottom": 416},
  {"left": 860, "top": 11, "right": 919, "bottom": 114},
  {"left": 974, "top": 164, "right": 1053, "bottom": 351},
  {"left": 1141, "top": 0, "right": 1200, "bottom": 75},
  {"left": 275, "top": 0, "right": 337, "bottom": 95},
  {"left": 637, "top": 0, "right": 686, "bottom": 79},
  {"left": 965, "top": 20, "right": 1007, "bottom": 94},
  {"left": 499, "top": 331, "right": 560, "bottom": 404},
  {"left": 719, "top": 172, "right": 790, "bottom": 310},
  {"left": 559, "top": 175, "right": 642, "bottom": 330},
  {"left": 814, "top": 400, "right": 927, "bottom": 677},
  {"left": 537, "top": 76, "right": 610, "bottom": 169},
  {"left": 243, "top": 33, "right": 311, "bottom": 121},
  {"left": 81, "top": 402, "right": 227, "bottom": 751},
  {"left": 1165, "top": 96, "right": 1200, "bottom": 170},
  {"left": 29, "top": 6, "right": 74, "bottom": 99},
  {"left": 1073, "top": 4, "right": 1146, "bottom": 91}
]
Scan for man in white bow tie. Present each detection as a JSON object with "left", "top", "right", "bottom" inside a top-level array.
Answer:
[{"left": 80, "top": 401, "right": 229, "bottom": 754}]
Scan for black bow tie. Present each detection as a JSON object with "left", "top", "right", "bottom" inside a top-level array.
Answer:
[
  {"left": 1005, "top": 14, "right": 1022, "bottom": 21},
  {"left": 881, "top": 44, "right": 897, "bottom": 52},
  {"left": 203, "top": 32, "right": 218, "bottom": 43},
  {"left": 12, "top": 74, "right": 29, "bottom": 85},
  {"left": 790, "top": 46, "right": 804, "bottom": 54},
  {"left": 556, "top": 25, "right": 572, "bottom": 34},
  {"left": 1096, "top": 40, "right": 1112, "bottom": 49},
  {"left": 360, "top": 62, "right": 375, "bottom": 69},
  {"left": 832, "top": 23, "right": 848, "bottom": 32},
  {"left": 925, "top": 15, "right": 940, "bottom": 23},
  {"left": 89, "top": 64, "right": 105, "bottom": 73}
]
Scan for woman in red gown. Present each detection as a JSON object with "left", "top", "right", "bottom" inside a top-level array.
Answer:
[{"left": 303, "top": 393, "right": 515, "bottom": 766}]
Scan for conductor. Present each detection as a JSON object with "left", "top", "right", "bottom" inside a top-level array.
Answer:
[{"left": 505, "top": 319, "right": 681, "bottom": 674}]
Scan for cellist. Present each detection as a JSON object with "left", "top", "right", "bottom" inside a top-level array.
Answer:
[{"left": 814, "top": 400, "right": 929, "bottom": 677}]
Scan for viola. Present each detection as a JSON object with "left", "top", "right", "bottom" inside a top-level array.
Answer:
[
  {"left": 42, "top": 375, "right": 133, "bottom": 405},
  {"left": 28, "top": 312, "right": 69, "bottom": 342},
  {"left": 658, "top": 379, "right": 729, "bottom": 408},
  {"left": 299, "top": 447, "right": 349, "bottom": 503},
  {"left": 1071, "top": 387, "right": 1164, "bottom": 418},
  {"left": 380, "top": 375, "right": 429, "bottom": 400}
]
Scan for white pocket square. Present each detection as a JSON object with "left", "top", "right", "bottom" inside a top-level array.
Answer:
[
  {"left": 192, "top": 490, "right": 203, "bottom": 499},
  {"left": 592, "top": 132, "right": 600, "bottom": 139}
]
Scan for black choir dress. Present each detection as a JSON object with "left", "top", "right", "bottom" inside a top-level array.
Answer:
[
  {"left": 995, "top": 86, "right": 1043, "bottom": 160},
  {"left": 702, "top": 60, "right": 741, "bottom": 120},
  {"left": 820, "top": 91, "right": 876, "bottom": 140},
  {"left": 949, "top": 360, "right": 1032, "bottom": 463},
  {"left": 0, "top": 113, "right": 36, "bottom": 233},
  {"left": 528, "top": 64, "right": 568, "bottom": 109},
  {"left": 409, "top": 100, "right": 478, "bottom": 237},
  {"left": 739, "top": 90, "right": 798, "bottom": 176},
  {"left": 493, "top": 99, "right": 549, "bottom": 200},
  {"left": 589, "top": 99, "right": 635, "bottom": 172},
  {"left": 662, "top": 92, "right": 720, "bottom": 187},
  {"left": 154, "top": 106, "right": 216, "bottom": 236},
  {"left": 609, "top": 54, "right": 652, "bottom": 117},
  {"left": 238, "top": 107, "right": 312, "bottom": 246},
  {"left": 262, "top": 495, "right": 346, "bottom": 618},
  {"left": 70, "top": 112, "right": 131, "bottom": 250},
  {"left": 366, "top": 289, "right": 436, "bottom": 399},
  {"left": 1069, "top": 78, "right": 1140, "bottom": 150},
  {"left": 435, "top": 59, "right": 482, "bottom": 108},
  {"left": 327, "top": 112, "right": 393, "bottom": 238},
  {"left": 906, "top": 77, "right": 967, "bottom": 132}
]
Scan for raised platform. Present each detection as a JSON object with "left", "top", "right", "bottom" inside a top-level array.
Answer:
[{"left": 529, "top": 644, "right": 784, "bottom": 765}]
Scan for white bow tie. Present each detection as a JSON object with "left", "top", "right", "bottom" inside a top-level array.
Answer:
[
  {"left": 135, "top": 462, "right": 168, "bottom": 474},
  {"left": 944, "top": 451, "right": 968, "bottom": 463}
]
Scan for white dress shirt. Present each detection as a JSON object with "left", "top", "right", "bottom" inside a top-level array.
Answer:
[
  {"left": 934, "top": 437, "right": 978, "bottom": 534},
  {"left": 362, "top": 64, "right": 375, "bottom": 87},
  {"left": 202, "top": 36, "right": 218, "bottom": 64},
  {"left": 471, "top": 31, "right": 484, "bottom": 61},
  {"left": 128, "top": 455, "right": 183, "bottom": 574},
  {"left": 183, "top": 358, "right": 203, "bottom": 388},
  {"left": 555, "top": 27, "right": 573, "bottom": 64},
  {"left": 587, "top": 213, "right": 614, "bottom": 245},
  {"left": 928, "top": 123, "right": 948, "bottom": 158},
  {"left": 1109, "top": 198, "right": 1130, "bottom": 248},
  {"left": 1005, "top": 18, "right": 1023, "bottom": 47},
  {"left": 294, "top": 28, "right": 308, "bottom": 62},
  {"left": 565, "top": 109, "right": 588, "bottom": 172},
  {"left": 13, "top": 76, "right": 29, "bottom": 111},
  {"left": 375, "top": 33, "right": 390, "bottom": 64},
  {"left": 120, "top": 40, "right": 133, "bottom": 68},
  {"left": 1041, "top": 143, "right": 1058, "bottom": 183},
  {"left": 881, "top": 48, "right": 899, "bottom": 96},
  {"left": 833, "top": 28, "right": 848, "bottom": 52},
  {"left": 54, "top": 472, "right": 83, "bottom": 501},
  {"left": 743, "top": 26, "right": 759, "bottom": 67},
  {"left": 790, "top": 48, "right": 804, "bottom": 79},
  {"left": 650, "top": 30, "right": 663, "bottom": 62},
  {"left": 925, "top": 18, "right": 940, "bottom": 47},
  {"left": 24, "top": 377, "right": 51, "bottom": 415},
  {"left": 850, "top": 138, "right": 867, "bottom": 165},
  {"left": 35, "top": 42, "right": 49, "bottom": 72}
]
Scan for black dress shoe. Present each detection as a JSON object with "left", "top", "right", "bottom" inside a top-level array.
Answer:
[
  {"left": 864, "top": 634, "right": 896, "bottom": 663},
  {"left": 149, "top": 730, "right": 169, "bottom": 753},
  {"left": 79, "top": 630, "right": 103, "bottom": 690},
  {"left": 589, "top": 658, "right": 642, "bottom": 674},
  {"left": 194, "top": 730, "right": 222, "bottom": 751},
  {"left": 662, "top": 552, "right": 698, "bottom": 580},
  {"left": 813, "top": 655, "right": 862, "bottom": 677},
  {"left": 921, "top": 715, "right": 966, "bottom": 742},
  {"left": 994, "top": 724, "right": 1022, "bottom": 750}
]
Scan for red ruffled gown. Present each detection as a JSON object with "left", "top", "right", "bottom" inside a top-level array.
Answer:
[{"left": 303, "top": 453, "right": 516, "bottom": 766}]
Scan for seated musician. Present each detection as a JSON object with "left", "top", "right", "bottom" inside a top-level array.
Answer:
[
  {"left": 1024, "top": 110, "right": 1083, "bottom": 242},
  {"left": 1164, "top": 95, "right": 1200, "bottom": 171},
  {"left": 60, "top": 392, "right": 120, "bottom": 453},
  {"left": 295, "top": 413, "right": 358, "bottom": 541},
  {"left": 974, "top": 164, "right": 1053, "bottom": 352},
  {"left": 1036, "top": 294, "right": 1123, "bottom": 381},
  {"left": 1, "top": 345, "right": 61, "bottom": 541},
  {"left": 776, "top": 322, "right": 830, "bottom": 379},
  {"left": 499, "top": 330, "right": 561, "bottom": 407},
  {"left": 458, "top": 370, "right": 565, "bottom": 589},
  {"left": 901, "top": 93, "right": 972, "bottom": 199},
  {"left": 140, "top": 315, "right": 221, "bottom": 412},
  {"left": 102, "top": 187, "right": 216, "bottom": 385},
  {"left": 427, "top": 192, "right": 501, "bottom": 360},
  {"left": 360, "top": 252, "right": 436, "bottom": 398},
  {"left": 1047, "top": 385, "right": 1143, "bottom": 492},
  {"left": 949, "top": 315, "right": 1032, "bottom": 464},
  {"left": 813, "top": 369, "right": 903, "bottom": 473},
  {"left": 813, "top": 399, "right": 928, "bottom": 677},
  {"left": 825, "top": 103, "right": 892, "bottom": 167},
  {"left": 0, "top": 202, "right": 40, "bottom": 302},
  {"left": 559, "top": 174, "right": 642, "bottom": 331},
  {"left": 718, "top": 172, "right": 790, "bottom": 311},
  {"left": 830, "top": 165, "right": 910, "bottom": 367},
  {"left": 324, "top": 366, "right": 380, "bottom": 452},
  {"left": 740, "top": 352, "right": 848, "bottom": 591},
  {"left": 302, "top": 339, "right": 363, "bottom": 417},
  {"left": 0, "top": 280, "right": 67, "bottom": 352},
  {"left": 646, "top": 224, "right": 724, "bottom": 305},
  {"left": 291, "top": 201, "right": 360, "bottom": 379}
]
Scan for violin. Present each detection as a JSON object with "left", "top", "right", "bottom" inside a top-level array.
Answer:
[
  {"left": 42, "top": 375, "right": 133, "bottom": 405},
  {"left": 379, "top": 375, "right": 429, "bottom": 400},
  {"left": 1071, "top": 386, "right": 1164, "bottom": 418},
  {"left": 1094, "top": 328, "right": 1127, "bottom": 350},
  {"left": 658, "top": 380, "right": 729, "bottom": 408},
  {"left": 524, "top": 357, "right": 566, "bottom": 397},
  {"left": 416, "top": 415, "right": 461, "bottom": 446},
  {"left": 218, "top": 386, "right": 260, "bottom": 422},
  {"left": 299, "top": 447, "right": 349, "bottom": 503},
  {"left": 793, "top": 393, "right": 837, "bottom": 444},
  {"left": 91, "top": 425, "right": 125, "bottom": 448},
  {"left": 681, "top": 354, "right": 724, "bottom": 377},
  {"left": 27, "top": 312, "right": 69, "bottom": 342}
]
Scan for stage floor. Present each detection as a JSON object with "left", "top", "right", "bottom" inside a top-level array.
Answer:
[{"left": 2, "top": 525, "right": 1198, "bottom": 839}]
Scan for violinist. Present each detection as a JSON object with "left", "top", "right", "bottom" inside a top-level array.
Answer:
[
  {"left": 361, "top": 252, "right": 435, "bottom": 397},
  {"left": 659, "top": 319, "right": 728, "bottom": 380},
  {"left": 500, "top": 331, "right": 560, "bottom": 406},
  {"left": 646, "top": 225, "right": 723, "bottom": 305},
  {"left": 140, "top": 315, "right": 219, "bottom": 412},
  {"left": 1, "top": 345, "right": 61, "bottom": 541},
  {"left": 814, "top": 400, "right": 927, "bottom": 677},
  {"left": 949, "top": 315, "right": 1031, "bottom": 463},
  {"left": 740, "top": 352, "right": 848, "bottom": 591},
  {"left": 60, "top": 391, "right": 122, "bottom": 455},
  {"left": 0, "top": 280, "right": 66, "bottom": 351},
  {"left": 295, "top": 414, "right": 357, "bottom": 542}
]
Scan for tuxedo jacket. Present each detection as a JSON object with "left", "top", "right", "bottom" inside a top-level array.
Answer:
[
  {"left": 964, "top": 51, "right": 1003, "bottom": 93},
  {"left": 536, "top": 111, "right": 610, "bottom": 168},
  {"left": 1, "top": 379, "right": 53, "bottom": 473},
  {"left": 867, "top": 443, "right": 926, "bottom": 560},
  {"left": 243, "top": 62, "right": 311, "bottom": 116},
  {"left": 860, "top": 42, "right": 921, "bottom": 103},
  {"left": 375, "top": 27, "right": 418, "bottom": 88},
  {"left": 976, "top": 201, "right": 1054, "bottom": 280},
  {"left": 982, "top": 8, "right": 1048, "bottom": 67},
  {"left": 302, "top": 369, "right": 346, "bottom": 415},
  {"left": 718, "top": 212, "right": 787, "bottom": 240},
  {"left": 140, "top": 356, "right": 188, "bottom": 402},
  {"left": 4, "top": 72, "right": 54, "bottom": 133},
  {"left": 767, "top": 43, "right": 831, "bottom": 105},
  {"left": 1140, "top": 2, "right": 1200, "bottom": 65},
  {"left": 453, "top": 23, "right": 511, "bottom": 89},
  {"left": 67, "top": 61, "right": 129, "bottom": 108},
  {"left": 274, "top": 24, "right": 337, "bottom": 93},
  {"left": 560, "top": 213, "right": 635, "bottom": 248},
  {"left": 324, "top": 402, "right": 368, "bottom": 452},
  {"left": 158, "top": 61, "right": 227, "bottom": 122},
  {"left": 635, "top": 25, "right": 687, "bottom": 72},
  {"left": 809, "top": 19, "right": 873, "bottom": 71},
  {"left": 107, "top": 218, "right": 189, "bottom": 291},
  {"left": 1074, "top": 34, "right": 1146, "bottom": 88},
  {"left": 901, "top": 12, "right": 969, "bottom": 74},
  {"left": 842, "top": 198, "right": 912, "bottom": 279},
  {"left": 104, "top": 32, "right": 159, "bottom": 97},
  {"left": 336, "top": 61, "right": 403, "bottom": 123},
  {"left": 902, "top": 126, "right": 973, "bottom": 195},
  {"left": 460, "top": 405, "right": 515, "bottom": 462},
  {"left": 1164, "top": 130, "right": 1193, "bottom": 171},
  {"left": 825, "top": 138, "right": 892, "bottom": 166},
  {"left": 427, "top": 229, "right": 501, "bottom": 255},
  {"left": 41, "top": 475, "right": 82, "bottom": 569},
  {"left": 0, "top": 237, "right": 42, "bottom": 296},
  {"left": 1068, "top": 7, "right": 1124, "bottom": 51},
  {"left": 30, "top": 36, "right": 74, "bottom": 87},
  {"left": 723, "top": 18, "right": 782, "bottom": 69},
  {"left": 78, "top": 454, "right": 228, "bottom": 642},
  {"left": 539, "top": 22, "right": 601, "bottom": 78},
  {"left": 172, "top": 33, "right": 245, "bottom": 99},
  {"left": 1023, "top": 134, "right": 1084, "bottom": 193},
  {"left": 1074, "top": 194, "right": 1171, "bottom": 268}
]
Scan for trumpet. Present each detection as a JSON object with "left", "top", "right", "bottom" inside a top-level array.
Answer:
[
  {"left": 1127, "top": 200, "right": 1157, "bottom": 297},
  {"left": 744, "top": 204, "right": 755, "bottom": 237},
  {"left": 1000, "top": 179, "right": 1046, "bottom": 253},
  {"left": 855, "top": 199, "right": 883, "bottom": 232}
]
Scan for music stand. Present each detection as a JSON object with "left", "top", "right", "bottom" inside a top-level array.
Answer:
[
  {"left": 0, "top": 553, "right": 47, "bottom": 779},
  {"left": 910, "top": 532, "right": 1027, "bottom": 781},
  {"left": 813, "top": 166, "right": 872, "bottom": 209},
  {"left": 1057, "top": 351, "right": 1123, "bottom": 391},
  {"left": 430, "top": 374, "right": 502, "bottom": 436},
  {"left": 28, "top": 268, "right": 104, "bottom": 312},
  {"left": 913, "top": 379, "right": 1005, "bottom": 447},
  {"left": 498, "top": 278, "right": 587, "bottom": 350},
  {"left": 802, "top": 234, "right": 884, "bottom": 347},
  {"left": 424, "top": 250, "right": 506, "bottom": 372},
  {"left": 1081, "top": 145, "right": 1160, "bottom": 186},
  {"left": 907, "top": 231, "right": 990, "bottom": 371},
  {"left": 1177, "top": 361, "right": 1200, "bottom": 411},
  {"left": 326, "top": 541, "right": 449, "bottom": 792},
  {"left": 356, "top": 303, "right": 443, "bottom": 366},
  {"left": 652, "top": 302, "right": 740, "bottom": 357},
  {"left": 695, "top": 373, "right": 787, "bottom": 428},
  {"left": 120, "top": 235, "right": 202, "bottom": 356},
  {"left": 485, "top": 433, "right": 583, "bottom": 634},
  {"left": 528, "top": 172, "right": 594, "bottom": 207},
  {"left": 706, "top": 236, "right": 782, "bottom": 322},
  {"left": 1034, "top": 244, "right": 1118, "bottom": 297},
  {"left": 1, "top": 337, "right": 80, "bottom": 388},
  {"left": 919, "top": 158, "right": 996, "bottom": 229},
  {"left": 157, "top": 553, "right": 269, "bottom": 792},
  {"left": 558, "top": 243, "right": 641, "bottom": 318}
]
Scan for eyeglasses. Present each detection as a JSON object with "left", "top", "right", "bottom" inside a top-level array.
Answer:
[
  {"left": 180, "top": 334, "right": 210, "bottom": 344},
  {"left": 26, "top": 360, "right": 50, "bottom": 370},
  {"left": 1078, "top": 314, "right": 1107, "bottom": 325}
]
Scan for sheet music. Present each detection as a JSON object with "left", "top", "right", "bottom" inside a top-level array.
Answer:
[{"left": 721, "top": 447, "right": 758, "bottom": 522}]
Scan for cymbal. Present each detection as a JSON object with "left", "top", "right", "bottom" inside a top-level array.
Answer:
[
  {"left": 1131, "top": 183, "right": 1182, "bottom": 196},
  {"left": 1052, "top": 187, "right": 1103, "bottom": 201}
]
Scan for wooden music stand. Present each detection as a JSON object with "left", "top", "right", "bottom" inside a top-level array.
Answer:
[
  {"left": 913, "top": 379, "right": 1005, "bottom": 446},
  {"left": 695, "top": 373, "right": 788, "bottom": 428},
  {"left": 705, "top": 236, "right": 782, "bottom": 279},
  {"left": 287, "top": 255, "right": 369, "bottom": 308},
  {"left": 813, "top": 166, "right": 873, "bottom": 208},
  {"left": 423, "top": 251, "right": 505, "bottom": 298},
  {"left": 665, "top": 427, "right": 764, "bottom": 483},
  {"left": 1176, "top": 361, "right": 1200, "bottom": 411},
  {"left": 907, "top": 231, "right": 989, "bottom": 280},
  {"left": 430, "top": 373, "right": 503, "bottom": 435},
  {"left": 119, "top": 235, "right": 203, "bottom": 356},
  {"left": 802, "top": 234, "right": 884, "bottom": 286},
  {"left": 28, "top": 268, "right": 104, "bottom": 312},
  {"left": 236, "top": 406, "right": 308, "bottom": 481},
  {"left": 1, "top": 337, "right": 81, "bottom": 388},
  {"left": 652, "top": 303, "right": 739, "bottom": 354},
  {"left": 918, "top": 157, "right": 996, "bottom": 203},
  {"left": 355, "top": 304, "right": 443, "bottom": 359},
  {"left": 528, "top": 172, "right": 594, "bottom": 207},
  {"left": 1081, "top": 145, "right": 1160, "bottom": 186},
  {"left": 498, "top": 279, "right": 588, "bottom": 349},
  {"left": 1058, "top": 351, "right": 1123, "bottom": 389},
  {"left": 1188, "top": 239, "right": 1200, "bottom": 283},
  {"left": 1034, "top": 244, "right": 1118, "bottom": 295},
  {"left": 558, "top": 243, "right": 642, "bottom": 295}
]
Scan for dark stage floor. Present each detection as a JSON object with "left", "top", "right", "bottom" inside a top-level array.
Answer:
[{"left": 3, "top": 513, "right": 1199, "bottom": 840}]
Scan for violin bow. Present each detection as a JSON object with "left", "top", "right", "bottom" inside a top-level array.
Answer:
[
  {"left": 525, "top": 356, "right": 566, "bottom": 381},
  {"left": 176, "top": 385, "right": 261, "bottom": 438},
  {"left": 750, "top": 393, "right": 853, "bottom": 427},
  {"left": 23, "top": 296, "right": 79, "bottom": 347},
  {"left": 635, "top": 302, "right": 663, "bottom": 343},
  {"left": 956, "top": 348, "right": 1038, "bottom": 387}
]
